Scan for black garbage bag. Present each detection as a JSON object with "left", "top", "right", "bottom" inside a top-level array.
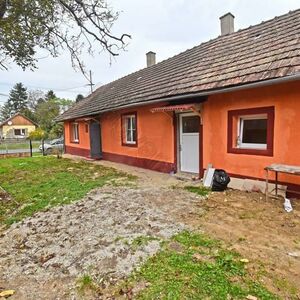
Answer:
[{"left": 211, "top": 169, "right": 231, "bottom": 191}]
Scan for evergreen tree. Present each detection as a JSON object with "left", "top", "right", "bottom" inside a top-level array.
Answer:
[
  {"left": 76, "top": 94, "right": 84, "bottom": 102},
  {"left": 7, "top": 83, "right": 28, "bottom": 115},
  {"left": 0, "top": 102, "right": 11, "bottom": 121},
  {"left": 22, "top": 108, "right": 38, "bottom": 124},
  {"left": 45, "top": 90, "right": 56, "bottom": 101}
]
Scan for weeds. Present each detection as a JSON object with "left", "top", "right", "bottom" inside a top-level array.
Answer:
[
  {"left": 130, "top": 236, "right": 160, "bottom": 251},
  {"left": 76, "top": 274, "right": 95, "bottom": 292},
  {"left": 184, "top": 185, "right": 210, "bottom": 197}
]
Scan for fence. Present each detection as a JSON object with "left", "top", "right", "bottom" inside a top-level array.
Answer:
[
  {"left": 0, "top": 138, "right": 64, "bottom": 158},
  {"left": 0, "top": 139, "right": 40, "bottom": 157}
]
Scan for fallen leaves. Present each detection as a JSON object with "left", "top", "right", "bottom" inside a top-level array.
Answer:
[
  {"left": 39, "top": 253, "right": 56, "bottom": 264},
  {"left": 246, "top": 295, "right": 257, "bottom": 300},
  {"left": 0, "top": 290, "right": 15, "bottom": 298}
]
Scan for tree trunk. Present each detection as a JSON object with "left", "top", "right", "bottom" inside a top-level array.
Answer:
[{"left": 0, "top": 0, "right": 6, "bottom": 19}]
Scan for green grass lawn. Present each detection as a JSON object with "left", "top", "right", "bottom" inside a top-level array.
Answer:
[
  {"left": 0, "top": 156, "right": 135, "bottom": 226},
  {"left": 132, "top": 231, "right": 277, "bottom": 299},
  {"left": 90, "top": 231, "right": 277, "bottom": 299}
]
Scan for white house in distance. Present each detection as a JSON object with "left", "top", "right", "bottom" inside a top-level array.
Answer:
[{"left": 0, "top": 113, "right": 38, "bottom": 139}]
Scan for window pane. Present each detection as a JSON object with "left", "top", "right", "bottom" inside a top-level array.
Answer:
[
  {"left": 126, "top": 118, "right": 131, "bottom": 131},
  {"left": 182, "top": 116, "right": 199, "bottom": 133},
  {"left": 132, "top": 116, "right": 136, "bottom": 130},
  {"left": 14, "top": 129, "right": 21, "bottom": 135},
  {"left": 73, "top": 124, "right": 79, "bottom": 141},
  {"left": 242, "top": 119, "right": 267, "bottom": 144},
  {"left": 132, "top": 129, "right": 136, "bottom": 142},
  {"left": 123, "top": 115, "right": 137, "bottom": 144},
  {"left": 126, "top": 129, "right": 131, "bottom": 142}
]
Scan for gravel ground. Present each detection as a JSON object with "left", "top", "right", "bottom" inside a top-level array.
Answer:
[{"left": 0, "top": 185, "right": 202, "bottom": 299}]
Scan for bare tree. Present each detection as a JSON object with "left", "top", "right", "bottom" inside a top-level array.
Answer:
[{"left": 0, "top": 0, "right": 131, "bottom": 80}]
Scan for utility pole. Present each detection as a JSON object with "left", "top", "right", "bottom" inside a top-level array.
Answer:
[{"left": 88, "top": 70, "right": 95, "bottom": 94}]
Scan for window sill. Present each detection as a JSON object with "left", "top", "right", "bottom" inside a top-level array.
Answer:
[
  {"left": 70, "top": 141, "right": 79, "bottom": 144},
  {"left": 122, "top": 142, "right": 137, "bottom": 148},
  {"left": 228, "top": 147, "right": 273, "bottom": 156}
]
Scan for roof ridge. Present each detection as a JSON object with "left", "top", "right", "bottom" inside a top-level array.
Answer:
[
  {"left": 92, "top": 8, "right": 300, "bottom": 89},
  {"left": 58, "top": 8, "right": 300, "bottom": 121}
]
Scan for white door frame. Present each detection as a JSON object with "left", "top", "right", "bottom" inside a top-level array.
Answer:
[{"left": 179, "top": 112, "right": 200, "bottom": 174}]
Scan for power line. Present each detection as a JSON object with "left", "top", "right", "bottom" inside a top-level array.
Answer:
[{"left": 0, "top": 81, "right": 89, "bottom": 93}]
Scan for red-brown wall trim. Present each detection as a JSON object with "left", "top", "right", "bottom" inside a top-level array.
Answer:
[
  {"left": 102, "top": 152, "right": 176, "bottom": 173},
  {"left": 121, "top": 111, "right": 138, "bottom": 147},
  {"left": 227, "top": 106, "right": 274, "bottom": 156},
  {"left": 65, "top": 145, "right": 90, "bottom": 157},
  {"left": 228, "top": 172, "right": 300, "bottom": 199}
]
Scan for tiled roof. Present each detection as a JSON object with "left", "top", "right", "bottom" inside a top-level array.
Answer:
[
  {"left": 57, "top": 9, "right": 300, "bottom": 121},
  {"left": 0, "top": 113, "right": 39, "bottom": 127}
]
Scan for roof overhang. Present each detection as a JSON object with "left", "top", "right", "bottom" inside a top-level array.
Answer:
[{"left": 57, "top": 73, "right": 300, "bottom": 122}]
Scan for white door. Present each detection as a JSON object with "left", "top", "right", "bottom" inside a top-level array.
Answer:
[{"left": 180, "top": 113, "right": 200, "bottom": 173}]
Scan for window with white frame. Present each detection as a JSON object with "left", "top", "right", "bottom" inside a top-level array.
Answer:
[
  {"left": 123, "top": 114, "right": 137, "bottom": 145},
  {"left": 14, "top": 128, "right": 26, "bottom": 136},
  {"left": 237, "top": 114, "right": 267, "bottom": 149},
  {"left": 71, "top": 122, "right": 79, "bottom": 142}
]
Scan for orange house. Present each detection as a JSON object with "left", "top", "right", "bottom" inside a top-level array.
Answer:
[{"left": 58, "top": 10, "right": 300, "bottom": 196}]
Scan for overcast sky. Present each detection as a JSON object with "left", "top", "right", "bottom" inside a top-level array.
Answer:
[{"left": 0, "top": 0, "right": 299, "bottom": 104}]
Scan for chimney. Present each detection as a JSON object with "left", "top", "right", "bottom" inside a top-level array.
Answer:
[
  {"left": 146, "top": 51, "right": 156, "bottom": 67},
  {"left": 220, "top": 12, "right": 235, "bottom": 35}
]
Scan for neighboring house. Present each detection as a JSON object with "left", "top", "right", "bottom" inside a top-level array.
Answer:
[
  {"left": 0, "top": 113, "right": 38, "bottom": 139},
  {"left": 57, "top": 10, "right": 300, "bottom": 195}
]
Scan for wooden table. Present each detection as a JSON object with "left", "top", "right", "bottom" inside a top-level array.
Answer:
[{"left": 265, "top": 164, "right": 300, "bottom": 200}]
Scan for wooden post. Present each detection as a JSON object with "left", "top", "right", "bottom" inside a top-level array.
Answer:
[
  {"left": 29, "top": 139, "right": 33, "bottom": 157},
  {"left": 42, "top": 139, "right": 45, "bottom": 156},
  {"left": 275, "top": 171, "right": 278, "bottom": 196},
  {"left": 265, "top": 168, "right": 269, "bottom": 201}
]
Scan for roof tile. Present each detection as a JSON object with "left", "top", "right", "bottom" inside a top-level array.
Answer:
[{"left": 58, "top": 9, "right": 300, "bottom": 121}]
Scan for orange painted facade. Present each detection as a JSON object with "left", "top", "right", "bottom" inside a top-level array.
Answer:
[
  {"left": 202, "top": 80, "right": 300, "bottom": 184},
  {"left": 101, "top": 104, "right": 175, "bottom": 163},
  {"left": 64, "top": 80, "right": 300, "bottom": 189},
  {"left": 65, "top": 121, "right": 90, "bottom": 150}
]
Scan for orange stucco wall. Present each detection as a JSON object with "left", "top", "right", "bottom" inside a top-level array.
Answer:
[
  {"left": 65, "top": 121, "right": 90, "bottom": 150},
  {"left": 63, "top": 80, "right": 300, "bottom": 188},
  {"left": 203, "top": 80, "right": 300, "bottom": 184},
  {"left": 101, "top": 104, "right": 175, "bottom": 163}
]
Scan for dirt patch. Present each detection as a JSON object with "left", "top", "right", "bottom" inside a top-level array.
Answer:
[
  {"left": 186, "top": 189, "right": 300, "bottom": 298},
  {"left": 0, "top": 186, "right": 202, "bottom": 299},
  {"left": 1, "top": 157, "right": 299, "bottom": 298},
  {"left": 0, "top": 187, "right": 11, "bottom": 203}
]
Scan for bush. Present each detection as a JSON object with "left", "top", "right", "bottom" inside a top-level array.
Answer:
[
  {"left": 48, "top": 123, "right": 64, "bottom": 140},
  {"left": 28, "top": 128, "right": 46, "bottom": 140}
]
